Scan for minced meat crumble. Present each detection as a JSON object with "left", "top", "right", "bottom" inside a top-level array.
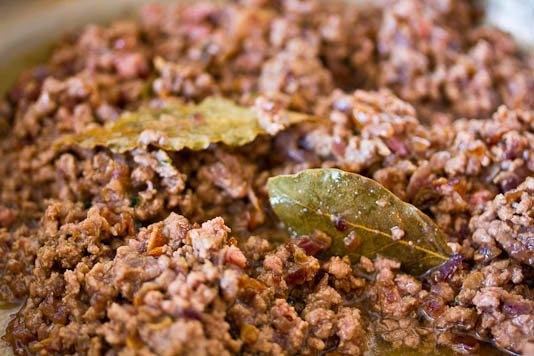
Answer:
[{"left": 0, "top": 0, "right": 533, "bottom": 355}]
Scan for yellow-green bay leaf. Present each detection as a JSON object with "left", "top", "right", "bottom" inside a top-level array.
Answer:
[
  {"left": 59, "top": 97, "right": 311, "bottom": 153},
  {"left": 267, "top": 168, "right": 452, "bottom": 276}
]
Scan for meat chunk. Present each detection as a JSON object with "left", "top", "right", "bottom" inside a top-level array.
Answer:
[{"left": 470, "top": 177, "right": 534, "bottom": 266}]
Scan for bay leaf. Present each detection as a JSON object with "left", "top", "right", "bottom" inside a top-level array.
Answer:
[
  {"left": 59, "top": 97, "right": 311, "bottom": 153},
  {"left": 267, "top": 168, "right": 452, "bottom": 276}
]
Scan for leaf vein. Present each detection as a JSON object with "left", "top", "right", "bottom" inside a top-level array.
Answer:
[{"left": 277, "top": 186, "right": 449, "bottom": 261}]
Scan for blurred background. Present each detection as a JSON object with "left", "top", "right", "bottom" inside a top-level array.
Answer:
[{"left": 0, "top": 0, "right": 532, "bottom": 95}]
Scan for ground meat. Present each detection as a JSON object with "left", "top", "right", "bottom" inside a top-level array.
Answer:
[
  {"left": 470, "top": 177, "right": 534, "bottom": 266},
  {"left": 473, "top": 288, "right": 534, "bottom": 353},
  {"left": 255, "top": 95, "right": 291, "bottom": 136},
  {"left": 259, "top": 37, "right": 334, "bottom": 111},
  {"left": 376, "top": 0, "right": 533, "bottom": 120},
  {"left": 229, "top": 240, "right": 368, "bottom": 355},
  {"left": 7, "top": 211, "right": 370, "bottom": 356},
  {"left": 0, "top": 0, "right": 533, "bottom": 355}
]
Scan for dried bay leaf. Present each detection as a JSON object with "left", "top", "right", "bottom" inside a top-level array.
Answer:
[
  {"left": 59, "top": 97, "right": 311, "bottom": 153},
  {"left": 268, "top": 168, "right": 452, "bottom": 276}
]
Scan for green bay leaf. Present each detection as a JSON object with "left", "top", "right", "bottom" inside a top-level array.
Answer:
[
  {"left": 59, "top": 97, "right": 310, "bottom": 153},
  {"left": 267, "top": 168, "right": 452, "bottom": 276}
]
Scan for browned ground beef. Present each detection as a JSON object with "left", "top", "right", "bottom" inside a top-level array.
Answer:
[{"left": 0, "top": 0, "right": 533, "bottom": 355}]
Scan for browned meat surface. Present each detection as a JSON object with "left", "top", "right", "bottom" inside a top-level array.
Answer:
[
  {"left": 0, "top": 0, "right": 533, "bottom": 355},
  {"left": 471, "top": 178, "right": 534, "bottom": 266},
  {"left": 8, "top": 208, "right": 367, "bottom": 356}
]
